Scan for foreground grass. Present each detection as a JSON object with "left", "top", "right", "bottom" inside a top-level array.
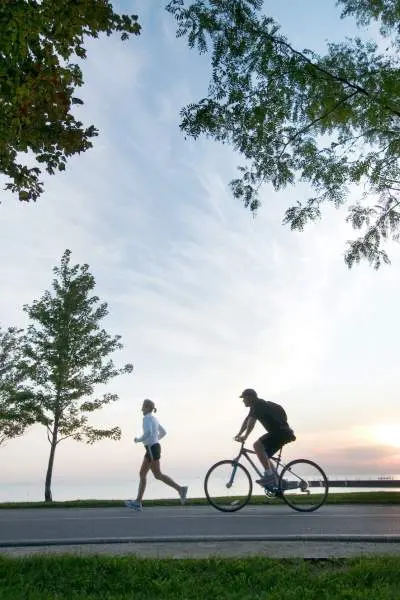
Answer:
[
  {"left": 1, "top": 555, "right": 400, "bottom": 600},
  {"left": 0, "top": 491, "right": 399, "bottom": 509}
]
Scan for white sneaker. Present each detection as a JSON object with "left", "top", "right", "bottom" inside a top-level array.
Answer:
[
  {"left": 179, "top": 486, "right": 188, "bottom": 505},
  {"left": 124, "top": 500, "right": 142, "bottom": 511}
]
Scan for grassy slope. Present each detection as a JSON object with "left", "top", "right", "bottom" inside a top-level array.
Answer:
[
  {"left": 1, "top": 555, "right": 400, "bottom": 600},
  {"left": 0, "top": 491, "right": 399, "bottom": 509}
]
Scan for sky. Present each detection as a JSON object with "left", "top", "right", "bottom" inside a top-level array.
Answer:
[{"left": 1, "top": 1, "right": 399, "bottom": 502}]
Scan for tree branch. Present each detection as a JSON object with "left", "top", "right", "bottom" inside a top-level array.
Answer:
[
  {"left": 265, "top": 34, "right": 400, "bottom": 119},
  {"left": 279, "top": 91, "right": 359, "bottom": 158},
  {"left": 379, "top": 198, "right": 400, "bottom": 216},
  {"left": 56, "top": 434, "right": 74, "bottom": 444}
]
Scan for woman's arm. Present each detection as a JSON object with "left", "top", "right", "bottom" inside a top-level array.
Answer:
[
  {"left": 135, "top": 415, "right": 151, "bottom": 444},
  {"left": 158, "top": 423, "right": 167, "bottom": 440}
]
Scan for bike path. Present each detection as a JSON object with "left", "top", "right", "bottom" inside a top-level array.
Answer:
[{"left": 1, "top": 505, "right": 400, "bottom": 547}]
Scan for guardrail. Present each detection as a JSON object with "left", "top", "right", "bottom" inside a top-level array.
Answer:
[{"left": 328, "top": 479, "right": 400, "bottom": 488}]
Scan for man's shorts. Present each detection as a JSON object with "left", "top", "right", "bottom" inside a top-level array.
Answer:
[
  {"left": 144, "top": 443, "right": 161, "bottom": 461},
  {"left": 259, "top": 429, "right": 296, "bottom": 457}
]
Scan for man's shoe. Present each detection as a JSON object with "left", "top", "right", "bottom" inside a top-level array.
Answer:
[{"left": 256, "top": 474, "right": 278, "bottom": 489}]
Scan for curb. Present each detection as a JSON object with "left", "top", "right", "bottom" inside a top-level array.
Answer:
[{"left": 2, "top": 534, "right": 400, "bottom": 548}]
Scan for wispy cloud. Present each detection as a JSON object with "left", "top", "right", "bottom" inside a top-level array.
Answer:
[{"left": 1, "top": 1, "right": 400, "bottom": 499}]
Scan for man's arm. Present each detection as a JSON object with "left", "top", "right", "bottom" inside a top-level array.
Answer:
[
  {"left": 236, "top": 415, "right": 249, "bottom": 437},
  {"left": 242, "top": 417, "right": 256, "bottom": 441},
  {"left": 235, "top": 415, "right": 256, "bottom": 442}
]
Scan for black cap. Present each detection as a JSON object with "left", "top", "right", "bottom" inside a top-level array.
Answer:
[{"left": 239, "top": 388, "right": 257, "bottom": 398}]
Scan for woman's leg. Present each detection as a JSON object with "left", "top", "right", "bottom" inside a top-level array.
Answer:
[
  {"left": 150, "top": 459, "right": 182, "bottom": 493},
  {"left": 136, "top": 457, "right": 151, "bottom": 502}
]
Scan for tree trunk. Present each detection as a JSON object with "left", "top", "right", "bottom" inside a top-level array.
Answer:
[{"left": 44, "top": 427, "right": 58, "bottom": 502}]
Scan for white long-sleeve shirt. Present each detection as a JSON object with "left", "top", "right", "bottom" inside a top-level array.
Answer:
[{"left": 135, "top": 413, "right": 166, "bottom": 446}]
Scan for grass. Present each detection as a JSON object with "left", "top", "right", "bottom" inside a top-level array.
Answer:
[
  {"left": 1, "top": 555, "right": 400, "bottom": 599},
  {"left": 0, "top": 491, "right": 399, "bottom": 509}
]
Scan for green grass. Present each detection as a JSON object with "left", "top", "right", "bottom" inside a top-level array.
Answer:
[
  {"left": 1, "top": 555, "right": 400, "bottom": 599},
  {"left": 0, "top": 491, "right": 399, "bottom": 509}
]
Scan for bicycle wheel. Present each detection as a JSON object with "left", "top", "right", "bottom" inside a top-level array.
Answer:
[
  {"left": 204, "top": 460, "right": 252, "bottom": 512},
  {"left": 279, "top": 459, "right": 329, "bottom": 512}
]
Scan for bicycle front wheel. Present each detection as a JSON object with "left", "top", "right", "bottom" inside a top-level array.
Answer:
[
  {"left": 279, "top": 459, "right": 329, "bottom": 512},
  {"left": 204, "top": 460, "right": 252, "bottom": 512}
]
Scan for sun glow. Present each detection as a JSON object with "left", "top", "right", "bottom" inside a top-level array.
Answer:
[{"left": 372, "top": 424, "right": 400, "bottom": 448}]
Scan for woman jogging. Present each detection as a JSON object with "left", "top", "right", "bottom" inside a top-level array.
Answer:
[{"left": 125, "top": 399, "right": 188, "bottom": 511}]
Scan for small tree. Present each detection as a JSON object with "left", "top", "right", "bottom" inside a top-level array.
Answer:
[
  {"left": 0, "top": 326, "right": 40, "bottom": 446},
  {"left": 23, "top": 249, "right": 133, "bottom": 502}
]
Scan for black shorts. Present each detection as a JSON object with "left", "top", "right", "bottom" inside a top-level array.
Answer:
[
  {"left": 259, "top": 429, "right": 296, "bottom": 457},
  {"left": 144, "top": 443, "right": 161, "bottom": 461}
]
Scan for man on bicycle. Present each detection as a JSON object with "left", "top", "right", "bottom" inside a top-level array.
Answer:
[{"left": 234, "top": 388, "right": 296, "bottom": 488}]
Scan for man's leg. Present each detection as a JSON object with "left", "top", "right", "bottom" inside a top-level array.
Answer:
[
  {"left": 254, "top": 438, "right": 274, "bottom": 472},
  {"left": 254, "top": 435, "right": 280, "bottom": 486}
]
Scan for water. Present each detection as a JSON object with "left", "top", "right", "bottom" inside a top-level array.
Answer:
[
  {"left": 1, "top": 473, "right": 399, "bottom": 503},
  {"left": 0, "top": 477, "right": 206, "bottom": 503}
]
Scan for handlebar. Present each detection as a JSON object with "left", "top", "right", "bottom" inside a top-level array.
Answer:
[{"left": 233, "top": 438, "right": 256, "bottom": 455}]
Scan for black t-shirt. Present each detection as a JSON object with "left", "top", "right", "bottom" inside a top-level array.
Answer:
[{"left": 248, "top": 398, "right": 291, "bottom": 434}]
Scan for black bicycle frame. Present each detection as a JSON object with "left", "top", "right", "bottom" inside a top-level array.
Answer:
[{"left": 228, "top": 443, "right": 284, "bottom": 486}]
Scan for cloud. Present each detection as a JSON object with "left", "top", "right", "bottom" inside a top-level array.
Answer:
[
  {"left": 1, "top": 2, "right": 400, "bottom": 499},
  {"left": 317, "top": 445, "right": 400, "bottom": 476}
]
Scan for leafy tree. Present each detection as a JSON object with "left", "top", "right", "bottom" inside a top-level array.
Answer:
[
  {"left": 23, "top": 249, "right": 133, "bottom": 502},
  {"left": 166, "top": 0, "right": 400, "bottom": 268},
  {"left": 0, "top": 0, "right": 140, "bottom": 203},
  {"left": 337, "top": 0, "right": 400, "bottom": 39},
  {"left": 0, "top": 326, "right": 40, "bottom": 446}
]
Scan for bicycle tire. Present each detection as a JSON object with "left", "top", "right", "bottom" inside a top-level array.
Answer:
[
  {"left": 279, "top": 459, "right": 329, "bottom": 512},
  {"left": 204, "top": 460, "right": 253, "bottom": 512}
]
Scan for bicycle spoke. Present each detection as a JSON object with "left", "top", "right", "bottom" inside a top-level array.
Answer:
[
  {"left": 204, "top": 460, "right": 252, "bottom": 512},
  {"left": 279, "top": 459, "right": 329, "bottom": 512}
]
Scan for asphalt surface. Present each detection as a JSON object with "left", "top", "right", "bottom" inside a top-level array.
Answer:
[{"left": 1, "top": 505, "right": 400, "bottom": 547}]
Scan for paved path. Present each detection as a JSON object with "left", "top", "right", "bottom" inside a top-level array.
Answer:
[{"left": 1, "top": 505, "right": 400, "bottom": 548}]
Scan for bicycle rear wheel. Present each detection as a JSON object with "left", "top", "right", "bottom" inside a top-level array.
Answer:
[
  {"left": 279, "top": 459, "right": 329, "bottom": 512},
  {"left": 204, "top": 460, "right": 252, "bottom": 512}
]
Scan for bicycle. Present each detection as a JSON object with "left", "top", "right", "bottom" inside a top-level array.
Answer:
[{"left": 204, "top": 442, "right": 329, "bottom": 513}]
